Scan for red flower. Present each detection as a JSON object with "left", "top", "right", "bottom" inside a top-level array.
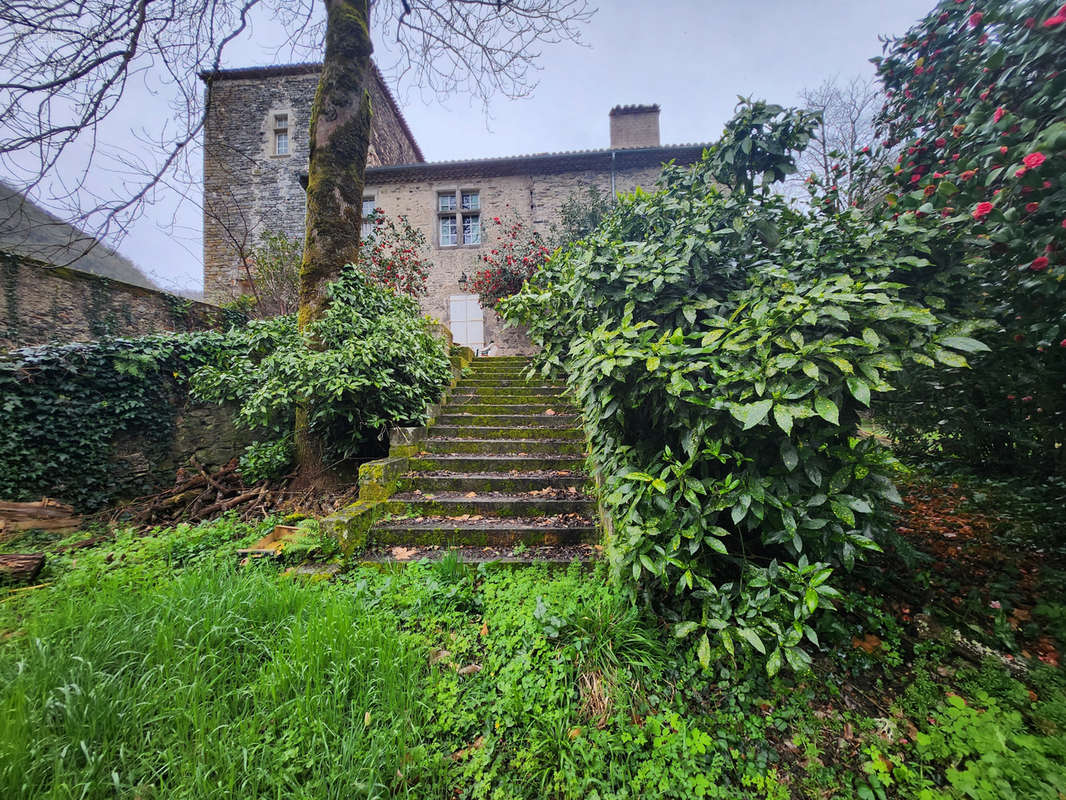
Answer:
[
  {"left": 1030, "top": 256, "right": 1050, "bottom": 271},
  {"left": 1025, "top": 17, "right": 1036, "bottom": 28},
  {"left": 1044, "top": 12, "right": 1066, "bottom": 27},
  {"left": 969, "top": 11, "right": 983, "bottom": 27},
  {"left": 1026, "top": 202, "right": 1040, "bottom": 212},
  {"left": 960, "top": 169, "right": 977, "bottom": 181},
  {"left": 1016, "top": 167, "right": 1028, "bottom": 177},
  {"left": 973, "top": 201, "right": 994, "bottom": 220},
  {"left": 910, "top": 173, "right": 922, "bottom": 183},
  {"left": 935, "top": 137, "right": 947, "bottom": 147},
  {"left": 993, "top": 107, "right": 1006, "bottom": 123},
  {"left": 999, "top": 146, "right": 1008, "bottom": 154},
  {"left": 1023, "top": 152, "right": 1046, "bottom": 168},
  {"left": 980, "top": 89, "right": 990, "bottom": 100}
]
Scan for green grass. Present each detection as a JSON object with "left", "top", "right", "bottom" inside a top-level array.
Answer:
[{"left": 1, "top": 510, "right": 1064, "bottom": 799}]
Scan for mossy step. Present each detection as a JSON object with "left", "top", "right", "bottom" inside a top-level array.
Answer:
[
  {"left": 428, "top": 425, "right": 584, "bottom": 440},
  {"left": 454, "top": 384, "right": 567, "bottom": 392},
  {"left": 450, "top": 393, "right": 570, "bottom": 404},
  {"left": 370, "top": 521, "right": 598, "bottom": 547},
  {"left": 452, "top": 386, "right": 568, "bottom": 397},
  {"left": 446, "top": 404, "right": 579, "bottom": 416},
  {"left": 408, "top": 454, "right": 586, "bottom": 472},
  {"left": 397, "top": 473, "right": 587, "bottom": 493},
  {"left": 436, "top": 414, "right": 580, "bottom": 427},
  {"left": 384, "top": 494, "right": 594, "bottom": 517},
  {"left": 472, "top": 357, "right": 531, "bottom": 363},
  {"left": 357, "top": 544, "right": 599, "bottom": 566},
  {"left": 422, "top": 438, "right": 585, "bottom": 456}
]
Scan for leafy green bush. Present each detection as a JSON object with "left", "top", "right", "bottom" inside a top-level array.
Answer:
[
  {"left": 501, "top": 102, "right": 978, "bottom": 674},
  {"left": 870, "top": 0, "right": 1066, "bottom": 474},
  {"left": 190, "top": 266, "right": 451, "bottom": 464}
]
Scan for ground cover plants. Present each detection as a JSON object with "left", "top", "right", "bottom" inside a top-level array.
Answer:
[{"left": 1, "top": 500, "right": 1063, "bottom": 799}]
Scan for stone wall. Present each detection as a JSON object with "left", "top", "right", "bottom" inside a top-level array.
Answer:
[
  {"left": 202, "top": 64, "right": 422, "bottom": 303},
  {"left": 0, "top": 251, "right": 230, "bottom": 351},
  {"left": 363, "top": 162, "right": 674, "bottom": 355},
  {"left": 109, "top": 401, "right": 254, "bottom": 499}
]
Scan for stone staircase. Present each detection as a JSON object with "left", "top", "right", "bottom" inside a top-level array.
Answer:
[{"left": 369, "top": 356, "right": 598, "bottom": 551}]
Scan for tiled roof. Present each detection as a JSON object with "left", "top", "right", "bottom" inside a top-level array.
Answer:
[{"left": 364, "top": 142, "right": 710, "bottom": 183}]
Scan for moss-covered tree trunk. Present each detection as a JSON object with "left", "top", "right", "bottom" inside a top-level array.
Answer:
[{"left": 294, "top": 0, "right": 374, "bottom": 482}]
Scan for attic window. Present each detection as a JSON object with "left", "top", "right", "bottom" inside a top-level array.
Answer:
[{"left": 273, "top": 114, "right": 289, "bottom": 156}]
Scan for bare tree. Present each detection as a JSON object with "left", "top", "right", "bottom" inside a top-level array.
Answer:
[
  {"left": 794, "top": 75, "right": 890, "bottom": 211},
  {"left": 0, "top": 0, "right": 594, "bottom": 481}
]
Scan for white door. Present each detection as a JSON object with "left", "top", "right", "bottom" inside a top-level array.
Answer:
[{"left": 449, "top": 294, "right": 484, "bottom": 352}]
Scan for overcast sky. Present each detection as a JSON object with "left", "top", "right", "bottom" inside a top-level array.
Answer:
[{"left": 50, "top": 0, "right": 936, "bottom": 293}]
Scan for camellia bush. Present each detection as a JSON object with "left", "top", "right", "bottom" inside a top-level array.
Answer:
[
  {"left": 501, "top": 101, "right": 982, "bottom": 674},
  {"left": 460, "top": 210, "right": 552, "bottom": 307},
  {"left": 359, "top": 210, "right": 434, "bottom": 296},
  {"left": 871, "top": 0, "right": 1066, "bottom": 473}
]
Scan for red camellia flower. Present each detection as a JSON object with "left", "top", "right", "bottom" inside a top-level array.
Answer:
[
  {"left": 969, "top": 11, "right": 983, "bottom": 27},
  {"left": 1030, "top": 256, "right": 1050, "bottom": 271},
  {"left": 973, "top": 201, "right": 994, "bottom": 219},
  {"left": 1026, "top": 202, "right": 1040, "bottom": 212},
  {"left": 999, "top": 146, "right": 1008, "bottom": 154},
  {"left": 993, "top": 107, "right": 1009, "bottom": 123},
  {"left": 935, "top": 137, "right": 947, "bottom": 147},
  {"left": 910, "top": 173, "right": 922, "bottom": 183},
  {"left": 1044, "top": 8, "right": 1066, "bottom": 27},
  {"left": 1016, "top": 167, "right": 1028, "bottom": 177},
  {"left": 960, "top": 169, "right": 977, "bottom": 181},
  {"left": 1023, "top": 152, "right": 1046, "bottom": 168},
  {"left": 924, "top": 185, "right": 937, "bottom": 197}
]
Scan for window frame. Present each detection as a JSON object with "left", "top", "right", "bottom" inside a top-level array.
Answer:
[
  {"left": 361, "top": 195, "right": 376, "bottom": 239},
  {"left": 436, "top": 188, "right": 481, "bottom": 248},
  {"left": 272, "top": 113, "right": 290, "bottom": 157}
]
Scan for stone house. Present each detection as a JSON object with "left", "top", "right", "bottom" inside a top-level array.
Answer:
[{"left": 201, "top": 64, "right": 707, "bottom": 354}]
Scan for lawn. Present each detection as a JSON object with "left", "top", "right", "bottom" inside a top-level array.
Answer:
[{"left": 1, "top": 477, "right": 1064, "bottom": 799}]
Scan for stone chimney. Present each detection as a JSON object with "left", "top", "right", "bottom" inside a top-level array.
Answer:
[{"left": 609, "top": 104, "right": 661, "bottom": 149}]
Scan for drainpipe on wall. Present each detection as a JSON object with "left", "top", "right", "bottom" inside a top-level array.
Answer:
[{"left": 610, "top": 150, "right": 617, "bottom": 200}]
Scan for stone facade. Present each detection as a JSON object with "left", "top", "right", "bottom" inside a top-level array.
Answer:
[
  {"left": 363, "top": 144, "right": 706, "bottom": 354},
  {"left": 201, "top": 63, "right": 422, "bottom": 301},
  {"left": 1, "top": 251, "right": 229, "bottom": 351},
  {"left": 202, "top": 66, "right": 710, "bottom": 354}
]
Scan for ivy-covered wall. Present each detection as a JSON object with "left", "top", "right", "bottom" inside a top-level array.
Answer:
[{"left": 0, "top": 252, "right": 229, "bottom": 351}]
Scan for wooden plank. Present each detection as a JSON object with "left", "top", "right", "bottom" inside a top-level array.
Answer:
[
  {"left": 0, "top": 553, "right": 46, "bottom": 584},
  {"left": 0, "top": 498, "right": 82, "bottom": 535}
]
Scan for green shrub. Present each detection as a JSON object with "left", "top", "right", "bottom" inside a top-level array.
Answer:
[
  {"left": 502, "top": 101, "right": 977, "bottom": 674},
  {"left": 190, "top": 266, "right": 451, "bottom": 462},
  {"left": 870, "top": 0, "right": 1066, "bottom": 474}
]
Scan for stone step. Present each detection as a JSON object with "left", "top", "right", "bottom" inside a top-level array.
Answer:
[
  {"left": 428, "top": 425, "right": 584, "bottom": 440},
  {"left": 456, "top": 378, "right": 564, "bottom": 387},
  {"left": 451, "top": 393, "right": 570, "bottom": 405},
  {"left": 446, "top": 403, "right": 578, "bottom": 416},
  {"left": 385, "top": 492, "right": 594, "bottom": 517},
  {"left": 371, "top": 517, "right": 597, "bottom": 546},
  {"left": 397, "top": 472, "right": 587, "bottom": 493},
  {"left": 407, "top": 454, "right": 586, "bottom": 473},
  {"left": 436, "top": 413, "right": 581, "bottom": 427},
  {"left": 472, "top": 357, "right": 530, "bottom": 363},
  {"left": 452, "top": 386, "right": 568, "bottom": 397},
  {"left": 454, "top": 381, "right": 567, "bottom": 392},
  {"left": 421, "top": 438, "right": 585, "bottom": 456},
  {"left": 356, "top": 544, "right": 599, "bottom": 566}
]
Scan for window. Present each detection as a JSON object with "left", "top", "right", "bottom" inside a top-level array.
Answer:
[
  {"left": 273, "top": 114, "right": 289, "bottom": 156},
  {"left": 361, "top": 196, "right": 376, "bottom": 239},
  {"left": 438, "top": 190, "right": 480, "bottom": 246}
]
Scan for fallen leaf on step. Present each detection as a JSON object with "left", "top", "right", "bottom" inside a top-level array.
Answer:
[
  {"left": 465, "top": 491, "right": 477, "bottom": 498},
  {"left": 457, "top": 663, "right": 482, "bottom": 676},
  {"left": 852, "top": 633, "right": 882, "bottom": 654},
  {"left": 391, "top": 546, "right": 418, "bottom": 561},
  {"left": 544, "top": 409, "right": 556, "bottom": 416},
  {"left": 430, "top": 649, "right": 452, "bottom": 664},
  {"left": 479, "top": 622, "right": 489, "bottom": 637}
]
